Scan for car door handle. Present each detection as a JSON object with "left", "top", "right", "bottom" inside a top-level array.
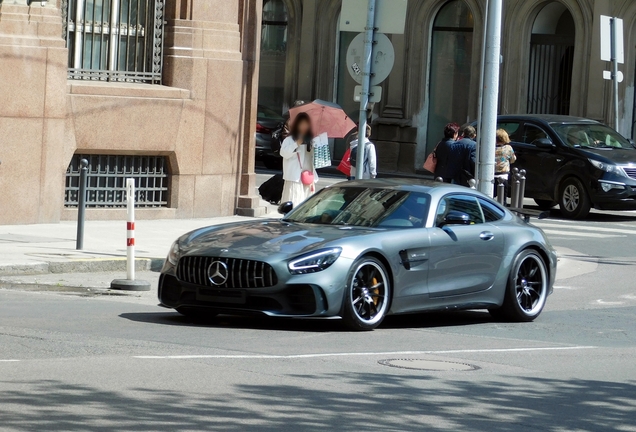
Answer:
[{"left": 480, "top": 231, "right": 495, "bottom": 241}]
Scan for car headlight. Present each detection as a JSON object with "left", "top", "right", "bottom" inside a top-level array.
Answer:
[
  {"left": 589, "top": 159, "right": 627, "bottom": 177},
  {"left": 289, "top": 248, "right": 342, "bottom": 275},
  {"left": 167, "top": 241, "right": 180, "bottom": 266}
]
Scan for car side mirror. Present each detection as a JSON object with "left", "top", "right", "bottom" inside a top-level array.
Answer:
[
  {"left": 533, "top": 138, "right": 556, "bottom": 150},
  {"left": 278, "top": 201, "right": 294, "bottom": 215},
  {"left": 442, "top": 211, "right": 472, "bottom": 226}
]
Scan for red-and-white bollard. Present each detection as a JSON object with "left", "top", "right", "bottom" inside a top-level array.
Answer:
[{"left": 111, "top": 178, "right": 151, "bottom": 291}]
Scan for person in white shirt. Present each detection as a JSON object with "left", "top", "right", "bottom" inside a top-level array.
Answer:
[
  {"left": 349, "top": 124, "right": 377, "bottom": 179},
  {"left": 279, "top": 113, "right": 319, "bottom": 207}
]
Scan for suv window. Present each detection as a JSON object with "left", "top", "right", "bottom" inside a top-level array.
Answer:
[
  {"left": 478, "top": 198, "right": 506, "bottom": 222},
  {"left": 436, "top": 195, "right": 484, "bottom": 227},
  {"left": 523, "top": 124, "right": 549, "bottom": 144},
  {"left": 497, "top": 122, "right": 522, "bottom": 140}
]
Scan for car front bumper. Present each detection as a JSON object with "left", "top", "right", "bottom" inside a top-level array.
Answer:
[
  {"left": 158, "top": 258, "right": 353, "bottom": 318},
  {"left": 590, "top": 176, "right": 636, "bottom": 210}
]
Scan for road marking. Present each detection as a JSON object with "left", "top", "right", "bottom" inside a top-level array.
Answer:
[
  {"left": 536, "top": 223, "right": 636, "bottom": 235},
  {"left": 541, "top": 230, "right": 624, "bottom": 238},
  {"left": 595, "top": 299, "right": 624, "bottom": 306},
  {"left": 133, "top": 346, "right": 596, "bottom": 360},
  {"left": 0, "top": 360, "right": 19, "bottom": 362}
]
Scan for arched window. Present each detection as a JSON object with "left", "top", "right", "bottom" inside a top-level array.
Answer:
[
  {"left": 527, "top": 2, "right": 575, "bottom": 115},
  {"left": 426, "top": 0, "right": 474, "bottom": 155},
  {"left": 258, "top": 0, "right": 289, "bottom": 114}
]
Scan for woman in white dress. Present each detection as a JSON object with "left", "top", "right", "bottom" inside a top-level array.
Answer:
[{"left": 279, "top": 113, "right": 318, "bottom": 207}]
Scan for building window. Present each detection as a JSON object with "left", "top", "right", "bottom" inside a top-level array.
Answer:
[
  {"left": 258, "top": 0, "right": 288, "bottom": 114},
  {"left": 426, "top": 0, "right": 474, "bottom": 156},
  {"left": 65, "top": 155, "right": 170, "bottom": 208},
  {"left": 62, "top": 0, "right": 165, "bottom": 84}
]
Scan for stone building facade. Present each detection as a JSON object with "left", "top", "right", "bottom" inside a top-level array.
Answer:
[
  {"left": 257, "top": 0, "right": 636, "bottom": 174},
  {"left": 0, "top": 0, "right": 263, "bottom": 225}
]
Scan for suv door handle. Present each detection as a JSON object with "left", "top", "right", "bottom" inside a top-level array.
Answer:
[{"left": 480, "top": 231, "right": 495, "bottom": 241}]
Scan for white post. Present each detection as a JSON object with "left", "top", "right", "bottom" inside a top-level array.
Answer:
[
  {"left": 109, "top": 0, "right": 120, "bottom": 71},
  {"left": 73, "top": 0, "right": 84, "bottom": 68},
  {"left": 611, "top": 17, "right": 620, "bottom": 132},
  {"left": 355, "top": 0, "right": 377, "bottom": 180},
  {"left": 475, "top": 0, "right": 490, "bottom": 185},
  {"left": 126, "top": 178, "right": 135, "bottom": 281},
  {"left": 477, "top": 0, "right": 503, "bottom": 197}
]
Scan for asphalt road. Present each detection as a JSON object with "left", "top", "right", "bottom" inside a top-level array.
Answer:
[{"left": 1, "top": 201, "right": 636, "bottom": 430}]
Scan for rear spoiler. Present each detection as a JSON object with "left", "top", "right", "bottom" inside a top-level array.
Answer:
[{"left": 508, "top": 208, "right": 550, "bottom": 223}]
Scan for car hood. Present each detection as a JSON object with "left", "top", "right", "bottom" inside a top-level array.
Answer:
[
  {"left": 180, "top": 219, "right": 377, "bottom": 259},
  {"left": 582, "top": 147, "right": 636, "bottom": 165}
]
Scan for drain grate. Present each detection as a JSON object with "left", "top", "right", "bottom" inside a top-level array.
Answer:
[{"left": 378, "top": 358, "right": 478, "bottom": 371}]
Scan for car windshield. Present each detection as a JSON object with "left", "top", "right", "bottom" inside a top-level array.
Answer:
[
  {"left": 284, "top": 187, "right": 431, "bottom": 228},
  {"left": 552, "top": 123, "right": 633, "bottom": 149},
  {"left": 257, "top": 105, "right": 283, "bottom": 120}
]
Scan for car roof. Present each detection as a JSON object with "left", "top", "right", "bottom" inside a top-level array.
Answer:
[
  {"left": 498, "top": 114, "right": 600, "bottom": 125},
  {"left": 334, "top": 178, "right": 488, "bottom": 198}
]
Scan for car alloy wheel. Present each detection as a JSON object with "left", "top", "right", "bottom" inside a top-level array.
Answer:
[
  {"left": 562, "top": 185, "right": 580, "bottom": 213},
  {"left": 495, "top": 250, "right": 548, "bottom": 322},
  {"left": 559, "top": 177, "right": 591, "bottom": 219},
  {"left": 343, "top": 257, "right": 390, "bottom": 330}
]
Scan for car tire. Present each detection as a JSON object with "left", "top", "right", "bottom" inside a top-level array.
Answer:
[
  {"left": 342, "top": 256, "right": 391, "bottom": 331},
  {"left": 534, "top": 199, "right": 557, "bottom": 210},
  {"left": 176, "top": 307, "right": 217, "bottom": 321},
  {"left": 559, "top": 177, "right": 591, "bottom": 219},
  {"left": 499, "top": 250, "right": 549, "bottom": 322}
]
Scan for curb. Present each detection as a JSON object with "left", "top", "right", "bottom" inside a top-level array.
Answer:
[
  {"left": 0, "top": 258, "right": 165, "bottom": 277},
  {"left": 0, "top": 281, "right": 146, "bottom": 296}
]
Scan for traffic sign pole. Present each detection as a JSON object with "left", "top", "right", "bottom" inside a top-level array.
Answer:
[
  {"left": 477, "top": 0, "right": 503, "bottom": 197},
  {"left": 356, "top": 0, "right": 376, "bottom": 180},
  {"left": 611, "top": 17, "right": 620, "bottom": 132}
]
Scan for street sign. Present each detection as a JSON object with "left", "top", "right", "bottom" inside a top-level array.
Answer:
[
  {"left": 346, "top": 32, "right": 395, "bottom": 86},
  {"left": 354, "top": 85, "right": 382, "bottom": 103},
  {"left": 603, "top": 70, "right": 624, "bottom": 83},
  {"left": 340, "top": 0, "right": 408, "bottom": 34},
  {"left": 600, "top": 16, "right": 624, "bottom": 64}
]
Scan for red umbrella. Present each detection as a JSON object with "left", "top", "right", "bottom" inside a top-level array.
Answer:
[{"left": 289, "top": 100, "right": 357, "bottom": 139}]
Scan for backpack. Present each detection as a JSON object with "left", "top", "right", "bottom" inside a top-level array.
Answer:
[{"left": 350, "top": 142, "right": 368, "bottom": 168}]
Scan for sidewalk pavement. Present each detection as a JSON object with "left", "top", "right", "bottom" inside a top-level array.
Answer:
[{"left": 0, "top": 174, "right": 344, "bottom": 295}]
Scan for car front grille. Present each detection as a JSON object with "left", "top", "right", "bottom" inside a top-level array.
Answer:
[
  {"left": 176, "top": 256, "right": 278, "bottom": 289},
  {"left": 623, "top": 167, "right": 636, "bottom": 180}
]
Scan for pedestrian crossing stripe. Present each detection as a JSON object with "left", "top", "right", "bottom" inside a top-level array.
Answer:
[
  {"left": 534, "top": 222, "right": 635, "bottom": 236},
  {"left": 540, "top": 229, "right": 624, "bottom": 238}
]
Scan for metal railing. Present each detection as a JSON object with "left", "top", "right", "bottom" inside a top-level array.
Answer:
[
  {"left": 65, "top": 154, "right": 170, "bottom": 208},
  {"left": 63, "top": 0, "right": 165, "bottom": 84}
]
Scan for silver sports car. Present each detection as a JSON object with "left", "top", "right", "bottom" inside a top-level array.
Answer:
[{"left": 159, "top": 180, "right": 557, "bottom": 330}]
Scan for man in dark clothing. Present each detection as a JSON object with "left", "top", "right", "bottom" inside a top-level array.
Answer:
[
  {"left": 454, "top": 125, "right": 477, "bottom": 186},
  {"left": 434, "top": 123, "right": 461, "bottom": 183}
]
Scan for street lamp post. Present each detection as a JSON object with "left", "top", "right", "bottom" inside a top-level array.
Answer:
[{"left": 477, "top": 0, "right": 503, "bottom": 197}]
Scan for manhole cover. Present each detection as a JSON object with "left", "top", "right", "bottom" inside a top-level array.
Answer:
[{"left": 379, "top": 358, "right": 478, "bottom": 371}]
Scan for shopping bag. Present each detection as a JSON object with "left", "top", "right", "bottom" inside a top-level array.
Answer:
[
  {"left": 312, "top": 132, "right": 332, "bottom": 169},
  {"left": 337, "top": 148, "right": 352, "bottom": 176},
  {"left": 423, "top": 145, "right": 438, "bottom": 174}
]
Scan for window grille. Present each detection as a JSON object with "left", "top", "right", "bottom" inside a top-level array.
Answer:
[
  {"left": 62, "top": 0, "right": 165, "bottom": 84},
  {"left": 65, "top": 154, "right": 170, "bottom": 208}
]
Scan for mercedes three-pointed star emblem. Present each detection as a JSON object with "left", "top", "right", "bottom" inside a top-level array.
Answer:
[{"left": 207, "top": 261, "right": 229, "bottom": 286}]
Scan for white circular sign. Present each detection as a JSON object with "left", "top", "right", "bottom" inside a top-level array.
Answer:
[{"left": 346, "top": 33, "right": 395, "bottom": 86}]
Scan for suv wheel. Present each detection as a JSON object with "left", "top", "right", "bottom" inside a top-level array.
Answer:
[{"left": 559, "top": 177, "right": 591, "bottom": 219}]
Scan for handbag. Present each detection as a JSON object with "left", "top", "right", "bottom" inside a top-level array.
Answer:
[
  {"left": 423, "top": 145, "right": 439, "bottom": 173},
  {"left": 312, "top": 133, "right": 332, "bottom": 169},
  {"left": 297, "top": 153, "right": 315, "bottom": 186},
  {"left": 337, "top": 148, "right": 352, "bottom": 176}
]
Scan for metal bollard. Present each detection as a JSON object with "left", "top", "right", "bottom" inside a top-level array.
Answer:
[
  {"left": 497, "top": 178, "right": 506, "bottom": 206},
  {"left": 518, "top": 169, "right": 527, "bottom": 209},
  {"left": 468, "top": 179, "right": 477, "bottom": 190},
  {"left": 435, "top": 177, "right": 444, "bottom": 183},
  {"left": 75, "top": 159, "right": 89, "bottom": 250},
  {"left": 511, "top": 175, "right": 521, "bottom": 209}
]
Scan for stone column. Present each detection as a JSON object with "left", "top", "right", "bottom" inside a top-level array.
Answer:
[
  {"left": 236, "top": 0, "right": 265, "bottom": 217},
  {"left": 0, "top": 0, "right": 68, "bottom": 225}
]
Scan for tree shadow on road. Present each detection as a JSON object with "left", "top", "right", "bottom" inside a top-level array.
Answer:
[{"left": 1, "top": 372, "right": 634, "bottom": 431}]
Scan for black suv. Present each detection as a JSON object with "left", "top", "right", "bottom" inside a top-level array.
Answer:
[{"left": 483, "top": 115, "right": 636, "bottom": 219}]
